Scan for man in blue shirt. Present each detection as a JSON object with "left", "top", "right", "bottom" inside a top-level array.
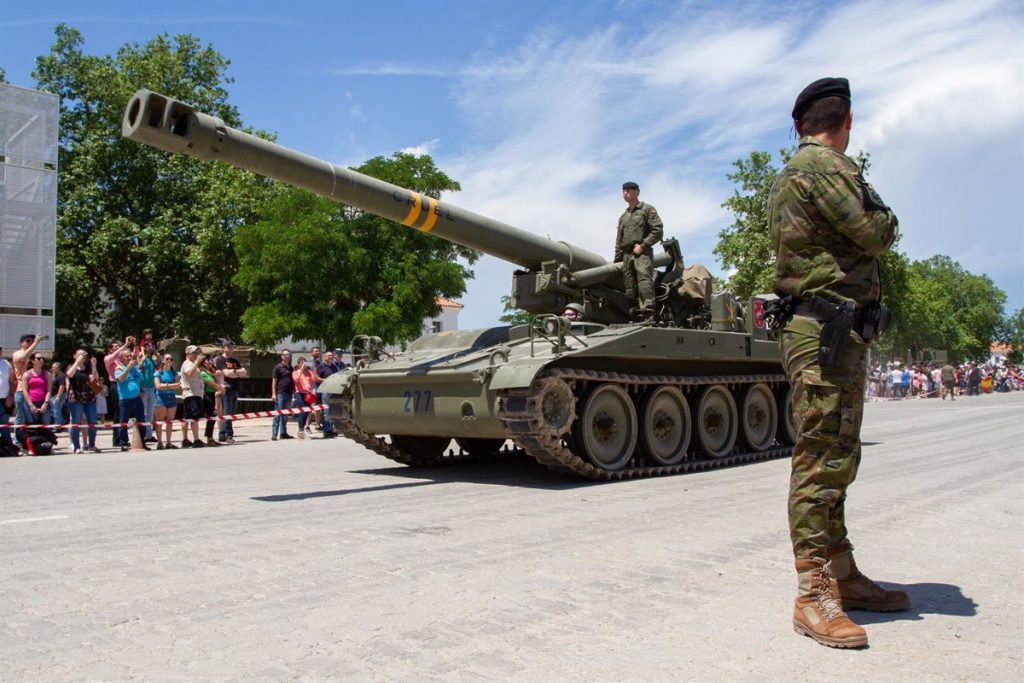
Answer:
[
  {"left": 316, "top": 350, "right": 340, "bottom": 438},
  {"left": 114, "top": 348, "right": 149, "bottom": 452}
]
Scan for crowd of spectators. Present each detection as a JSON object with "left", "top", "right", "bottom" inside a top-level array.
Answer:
[
  {"left": 867, "top": 359, "right": 1023, "bottom": 400},
  {"left": 1, "top": 333, "right": 348, "bottom": 457},
  {"left": 5, "top": 330, "right": 1021, "bottom": 456}
]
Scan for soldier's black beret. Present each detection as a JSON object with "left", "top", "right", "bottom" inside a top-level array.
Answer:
[
  {"left": 792, "top": 77, "right": 850, "bottom": 121},
  {"left": 622, "top": 181, "right": 639, "bottom": 190}
]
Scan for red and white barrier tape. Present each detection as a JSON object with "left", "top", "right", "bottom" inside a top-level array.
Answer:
[
  {"left": 864, "top": 387, "right": 947, "bottom": 402},
  {"left": 12, "top": 403, "right": 327, "bottom": 430}
]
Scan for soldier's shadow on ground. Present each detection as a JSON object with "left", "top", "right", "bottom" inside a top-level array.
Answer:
[
  {"left": 853, "top": 582, "right": 978, "bottom": 624},
  {"left": 252, "top": 455, "right": 601, "bottom": 501}
]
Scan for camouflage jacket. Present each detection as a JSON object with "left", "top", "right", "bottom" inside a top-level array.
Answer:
[
  {"left": 768, "top": 137, "right": 898, "bottom": 307},
  {"left": 614, "top": 201, "right": 664, "bottom": 261}
]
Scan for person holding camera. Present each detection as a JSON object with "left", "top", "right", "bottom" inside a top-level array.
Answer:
[
  {"left": 66, "top": 349, "right": 101, "bottom": 453},
  {"left": 179, "top": 345, "right": 206, "bottom": 448},
  {"left": 214, "top": 341, "right": 246, "bottom": 444},
  {"left": 12, "top": 333, "right": 47, "bottom": 428},
  {"left": 104, "top": 336, "right": 133, "bottom": 446},
  {"left": 114, "top": 346, "right": 148, "bottom": 452}
]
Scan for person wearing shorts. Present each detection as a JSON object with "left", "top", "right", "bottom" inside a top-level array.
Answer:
[
  {"left": 154, "top": 353, "right": 180, "bottom": 449},
  {"left": 180, "top": 345, "right": 206, "bottom": 448}
]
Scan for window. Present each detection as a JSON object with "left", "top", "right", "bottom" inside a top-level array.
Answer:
[{"left": 431, "top": 321, "right": 442, "bottom": 333}]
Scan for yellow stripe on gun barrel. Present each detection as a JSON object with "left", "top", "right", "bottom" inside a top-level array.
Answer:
[
  {"left": 420, "top": 197, "right": 439, "bottom": 232},
  {"left": 401, "top": 192, "right": 422, "bottom": 226}
]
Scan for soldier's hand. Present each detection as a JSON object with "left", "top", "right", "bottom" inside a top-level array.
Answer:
[{"left": 632, "top": 244, "right": 643, "bottom": 256}]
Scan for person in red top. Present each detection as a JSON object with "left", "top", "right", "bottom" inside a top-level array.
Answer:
[{"left": 291, "top": 357, "right": 317, "bottom": 440}]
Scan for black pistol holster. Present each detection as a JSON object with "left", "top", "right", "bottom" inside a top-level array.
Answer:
[
  {"left": 767, "top": 294, "right": 891, "bottom": 366},
  {"left": 791, "top": 296, "right": 855, "bottom": 367}
]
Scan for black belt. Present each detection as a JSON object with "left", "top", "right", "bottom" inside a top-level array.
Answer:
[
  {"left": 791, "top": 295, "right": 889, "bottom": 342},
  {"left": 793, "top": 296, "right": 847, "bottom": 322}
]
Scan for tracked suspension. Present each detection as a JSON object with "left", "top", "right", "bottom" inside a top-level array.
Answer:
[
  {"left": 331, "top": 368, "right": 792, "bottom": 480},
  {"left": 497, "top": 369, "right": 792, "bottom": 480}
]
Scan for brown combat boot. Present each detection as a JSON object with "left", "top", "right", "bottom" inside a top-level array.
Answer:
[
  {"left": 827, "top": 541, "right": 911, "bottom": 612},
  {"left": 793, "top": 559, "right": 868, "bottom": 649}
]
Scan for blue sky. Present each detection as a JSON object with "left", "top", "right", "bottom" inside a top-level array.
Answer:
[{"left": 3, "top": 0, "right": 1022, "bottom": 330}]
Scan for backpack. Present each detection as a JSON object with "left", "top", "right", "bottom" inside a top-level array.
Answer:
[
  {"left": 16, "top": 425, "right": 58, "bottom": 456},
  {"left": 0, "top": 436, "right": 20, "bottom": 457}
]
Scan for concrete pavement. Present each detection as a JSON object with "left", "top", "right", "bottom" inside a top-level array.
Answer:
[{"left": 1, "top": 392, "right": 1021, "bottom": 680}]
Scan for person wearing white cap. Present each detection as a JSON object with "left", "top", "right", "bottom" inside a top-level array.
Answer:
[{"left": 179, "top": 345, "right": 206, "bottom": 448}]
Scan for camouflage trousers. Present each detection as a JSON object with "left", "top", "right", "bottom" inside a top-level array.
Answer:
[
  {"left": 622, "top": 251, "right": 655, "bottom": 307},
  {"left": 780, "top": 315, "right": 868, "bottom": 561}
]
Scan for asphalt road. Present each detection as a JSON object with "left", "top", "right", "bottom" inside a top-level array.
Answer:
[{"left": 1, "top": 392, "right": 1021, "bottom": 681}]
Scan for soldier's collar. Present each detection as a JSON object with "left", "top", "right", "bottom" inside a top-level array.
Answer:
[{"left": 798, "top": 136, "right": 830, "bottom": 149}]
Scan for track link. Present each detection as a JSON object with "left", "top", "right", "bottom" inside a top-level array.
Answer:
[{"left": 498, "top": 369, "right": 792, "bottom": 480}]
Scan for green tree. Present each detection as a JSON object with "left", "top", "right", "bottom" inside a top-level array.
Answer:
[
  {"left": 714, "top": 149, "right": 790, "bottom": 299},
  {"left": 1000, "top": 308, "right": 1024, "bottom": 363},
  {"left": 890, "top": 256, "right": 1006, "bottom": 362},
  {"left": 233, "top": 153, "right": 476, "bottom": 347},
  {"left": 0, "top": 67, "right": 6, "bottom": 83},
  {"left": 32, "top": 25, "right": 274, "bottom": 352},
  {"left": 499, "top": 295, "right": 533, "bottom": 325}
]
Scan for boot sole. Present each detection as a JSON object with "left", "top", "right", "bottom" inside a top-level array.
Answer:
[
  {"left": 843, "top": 598, "right": 911, "bottom": 612},
  {"left": 793, "top": 621, "right": 868, "bottom": 649}
]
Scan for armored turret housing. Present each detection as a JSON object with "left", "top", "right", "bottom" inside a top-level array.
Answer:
[{"left": 122, "top": 89, "right": 794, "bottom": 480}]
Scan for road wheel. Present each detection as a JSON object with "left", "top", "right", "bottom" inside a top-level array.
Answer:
[
  {"left": 775, "top": 384, "right": 798, "bottom": 446},
  {"left": 692, "top": 385, "right": 738, "bottom": 458},
  {"left": 639, "top": 386, "right": 691, "bottom": 465},
  {"left": 738, "top": 383, "right": 778, "bottom": 452},
  {"left": 572, "top": 383, "right": 638, "bottom": 471}
]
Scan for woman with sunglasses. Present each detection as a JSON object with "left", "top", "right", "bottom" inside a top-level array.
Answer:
[
  {"left": 66, "top": 349, "right": 101, "bottom": 453},
  {"left": 154, "top": 354, "right": 180, "bottom": 450},
  {"left": 23, "top": 353, "right": 52, "bottom": 427}
]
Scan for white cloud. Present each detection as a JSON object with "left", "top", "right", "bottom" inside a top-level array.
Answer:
[
  {"left": 349, "top": 0, "right": 1023, "bottom": 328},
  {"left": 400, "top": 138, "right": 441, "bottom": 156},
  {"left": 328, "top": 64, "right": 451, "bottom": 78}
]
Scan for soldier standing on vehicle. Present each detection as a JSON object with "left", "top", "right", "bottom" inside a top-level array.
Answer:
[
  {"left": 614, "top": 181, "right": 663, "bottom": 319},
  {"left": 768, "top": 77, "right": 908, "bottom": 649}
]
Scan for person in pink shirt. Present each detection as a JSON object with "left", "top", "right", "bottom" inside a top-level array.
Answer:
[
  {"left": 291, "top": 357, "right": 317, "bottom": 439},
  {"left": 23, "top": 352, "right": 52, "bottom": 426}
]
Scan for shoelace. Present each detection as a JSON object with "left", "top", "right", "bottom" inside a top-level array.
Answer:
[{"left": 815, "top": 569, "right": 845, "bottom": 621}]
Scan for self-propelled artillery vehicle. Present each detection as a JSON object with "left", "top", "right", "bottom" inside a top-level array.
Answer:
[{"left": 121, "top": 89, "right": 796, "bottom": 480}]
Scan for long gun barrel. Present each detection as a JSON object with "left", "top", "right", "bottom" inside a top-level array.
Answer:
[{"left": 122, "top": 89, "right": 607, "bottom": 272}]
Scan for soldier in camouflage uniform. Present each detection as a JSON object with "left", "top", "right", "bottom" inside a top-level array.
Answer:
[
  {"left": 614, "top": 181, "right": 663, "bottom": 318},
  {"left": 768, "top": 77, "right": 909, "bottom": 649}
]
